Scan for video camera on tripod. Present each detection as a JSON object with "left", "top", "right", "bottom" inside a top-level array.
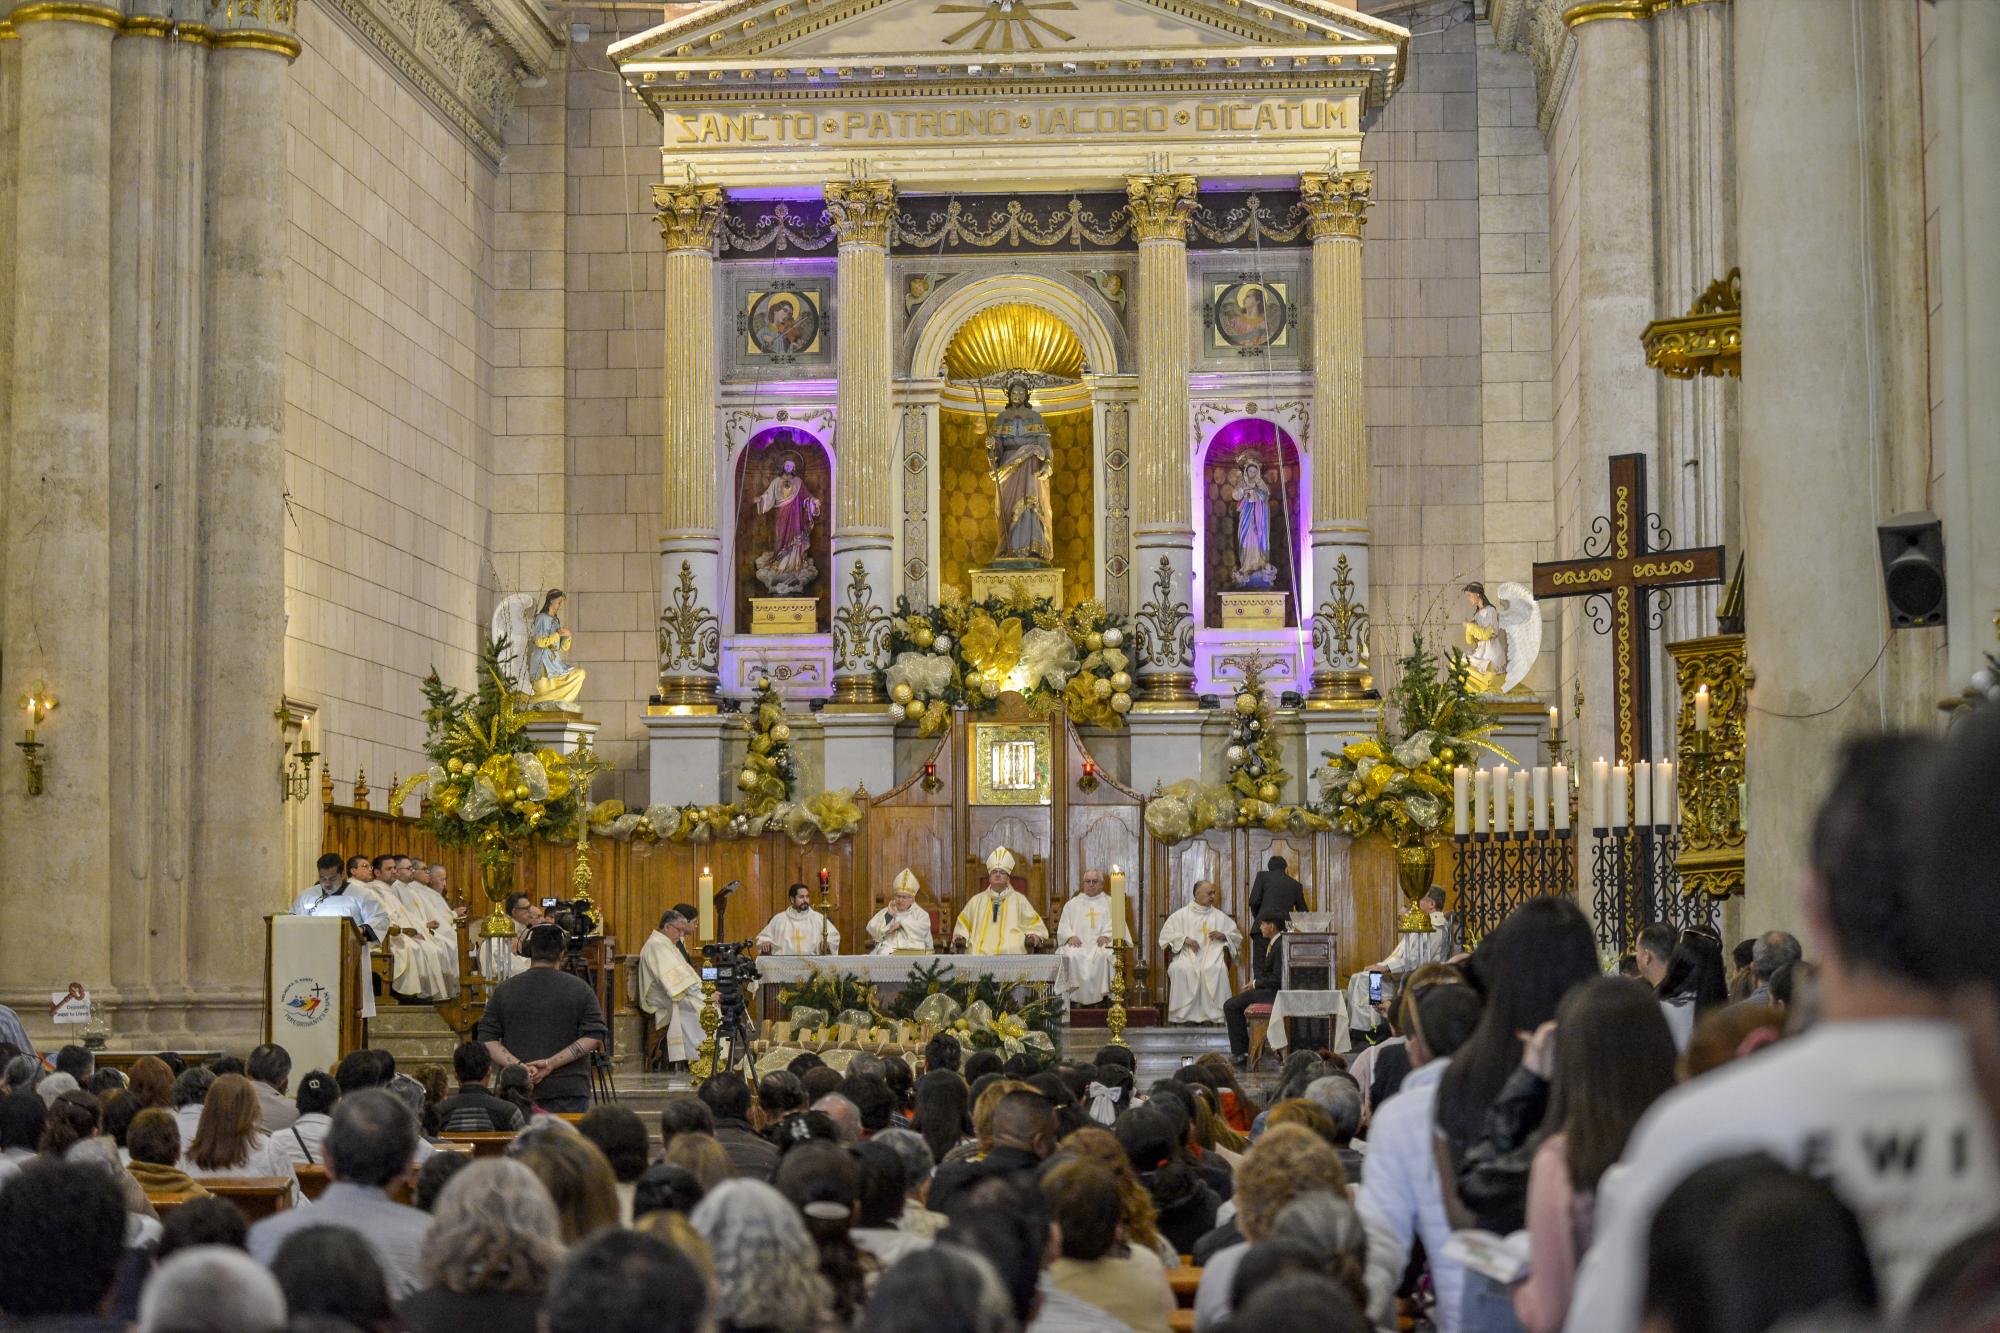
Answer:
[
  {"left": 699, "top": 939, "right": 759, "bottom": 1077},
  {"left": 538, "top": 897, "right": 598, "bottom": 962}
]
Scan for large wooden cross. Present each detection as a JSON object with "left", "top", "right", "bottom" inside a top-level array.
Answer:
[{"left": 1531, "top": 454, "right": 1725, "bottom": 765}]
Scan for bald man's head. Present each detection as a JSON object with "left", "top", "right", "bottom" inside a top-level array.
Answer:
[{"left": 989, "top": 1090, "right": 1058, "bottom": 1159}]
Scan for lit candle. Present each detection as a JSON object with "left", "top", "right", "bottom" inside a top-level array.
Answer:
[
  {"left": 1108, "top": 865, "right": 1129, "bottom": 944},
  {"left": 1591, "top": 759, "right": 1610, "bottom": 829},
  {"left": 698, "top": 866, "right": 715, "bottom": 941},
  {"left": 1473, "top": 769, "right": 1490, "bottom": 835},
  {"left": 1532, "top": 766, "right": 1549, "bottom": 832},
  {"left": 1552, "top": 763, "right": 1570, "bottom": 831},
  {"left": 1610, "top": 764, "right": 1630, "bottom": 830},
  {"left": 1453, "top": 766, "right": 1471, "bottom": 836},
  {"left": 1655, "top": 760, "right": 1677, "bottom": 826},
  {"left": 1694, "top": 684, "right": 1711, "bottom": 733},
  {"left": 1515, "top": 770, "right": 1531, "bottom": 834},
  {"left": 1548, "top": 705, "right": 1559, "bottom": 736},
  {"left": 1634, "top": 762, "right": 1652, "bottom": 831},
  {"left": 1493, "top": 765, "right": 1509, "bottom": 834}
]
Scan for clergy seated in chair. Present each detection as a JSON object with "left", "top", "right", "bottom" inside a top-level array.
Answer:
[
  {"left": 1344, "top": 885, "right": 1456, "bottom": 1038},
  {"left": 1160, "top": 880, "right": 1242, "bottom": 1025},
  {"left": 636, "top": 909, "right": 704, "bottom": 1070},
  {"left": 755, "top": 883, "right": 841, "bottom": 956},
  {"left": 478, "top": 893, "right": 540, "bottom": 982},
  {"left": 867, "top": 870, "right": 936, "bottom": 955},
  {"left": 1053, "top": 869, "right": 1117, "bottom": 1006},
  {"left": 952, "top": 848, "right": 1048, "bottom": 957},
  {"left": 357, "top": 854, "right": 457, "bottom": 1002}
]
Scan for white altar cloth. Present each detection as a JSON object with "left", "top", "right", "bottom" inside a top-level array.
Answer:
[
  {"left": 755, "top": 953, "right": 1063, "bottom": 987},
  {"left": 1267, "top": 988, "right": 1352, "bottom": 1054}
]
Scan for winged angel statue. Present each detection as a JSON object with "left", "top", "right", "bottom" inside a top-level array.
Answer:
[
  {"left": 492, "top": 590, "right": 586, "bottom": 710},
  {"left": 1461, "top": 581, "right": 1541, "bottom": 695}
]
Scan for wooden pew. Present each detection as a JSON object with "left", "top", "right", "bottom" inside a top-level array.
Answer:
[
  {"left": 1168, "top": 1267, "right": 1202, "bottom": 1308},
  {"left": 439, "top": 1132, "right": 516, "bottom": 1158},
  {"left": 152, "top": 1177, "right": 295, "bottom": 1223},
  {"left": 294, "top": 1164, "right": 331, "bottom": 1201}
]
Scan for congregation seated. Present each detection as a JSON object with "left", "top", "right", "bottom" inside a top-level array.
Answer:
[
  {"left": 179, "top": 1074, "right": 299, "bottom": 1201},
  {"left": 270, "top": 1069, "right": 340, "bottom": 1168},
  {"left": 126, "top": 1109, "right": 208, "bottom": 1204},
  {"left": 432, "top": 1042, "right": 527, "bottom": 1134}
]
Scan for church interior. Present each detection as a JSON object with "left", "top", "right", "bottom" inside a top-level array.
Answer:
[{"left": 0, "top": 0, "right": 1994, "bottom": 1089}]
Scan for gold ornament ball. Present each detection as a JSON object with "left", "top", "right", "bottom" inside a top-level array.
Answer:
[
  {"left": 756, "top": 676, "right": 772, "bottom": 692},
  {"left": 906, "top": 698, "right": 927, "bottom": 719},
  {"left": 1102, "top": 627, "right": 1124, "bottom": 649},
  {"left": 891, "top": 683, "right": 914, "bottom": 704},
  {"left": 888, "top": 703, "right": 907, "bottom": 722},
  {"left": 981, "top": 680, "right": 1000, "bottom": 699},
  {"left": 1235, "top": 693, "right": 1259, "bottom": 715},
  {"left": 1110, "top": 671, "right": 1132, "bottom": 692},
  {"left": 1086, "top": 631, "right": 1105, "bottom": 651},
  {"left": 737, "top": 768, "right": 758, "bottom": 790},
  {"left": 513, "top": 784, "right": 530, "bottom": 801},
  {"left": 913, "top": 626, "right": 935, "bottom": 648},
  {"left": 771, "top": 723, "right": 792, "bottom": 742},
  {"left": 1110, "top": 692, "right": 1132, "bottom": 714},
  {"left": 1258, "top": 782, "right": 1280, "bottom": 803},
  {"left": 1092, "top": 677, "right": 1114, "bottom": 700}
]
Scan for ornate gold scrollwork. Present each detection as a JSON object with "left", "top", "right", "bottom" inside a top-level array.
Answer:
[
  {"left": 1642, "top": 268, "right": 1741, "bottom": 380},
  {"left": 1298, "top": 169, "right": 1373, "bottom": 241},
  {"left": 830, "top": 560, "right": 892, "bottom": 672},
  {"left": 822, "top": 179, "right": 898, "bottom": 248},
  {"left": 654, "top": 181, "right": 725, "bottom": 252},
  {"left": 658, "top": 561, "right": 721, "bottom": 675},
  {"left": 1669, "top": 633, "right": 1746, "bottom": 900},
  {"left": 1132, "top": 555, "right": 1194, "bottom": 674},
  {"left": 1124, "top": 174, "right": 1198, "bottom": 243},
  {"left": 1311, "top": 553, "right": 1371, "bottom": 667}
]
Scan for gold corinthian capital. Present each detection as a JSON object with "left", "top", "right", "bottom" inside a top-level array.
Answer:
[
  {"left": 823, "top": 179, "right": 897, "bottom": 247},
  {"left": 653, "top": 182, "right": 725, "bottom": 252},
  {"left": 1299, "top": 170, "right": 1374, "bottom": 240},
  {"left": 1124, "top": 173, "right": 1198, "bottom": 242}
]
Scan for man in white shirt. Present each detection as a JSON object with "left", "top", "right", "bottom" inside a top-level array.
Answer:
[
  {"left": 1563, "top": 735, "right": 2000, "bottom": 1332},
  {"left": 478, "top": 892, "right": 540, "bottom": 980},
  {"left": 1159, "top": 879, "right": 1240, "bottom": 1024},
  {"left": 1053, "top": 870, "right": 1116, "bottom": 1005},
  {"left": 1344, "top": 885, "right": 1455, "bottom": 1037},
  {"left": 637, "top": 909, "right": 705, "bottom": 1068},
  {"left": 867, "top": 870, "right": 934, "bottom": 954},
  {"left": 756, "top": 882, "right": 841, "bottom": 955},
  {"left": 953, "top": 847, "right": 1049, "bottom": 957}
]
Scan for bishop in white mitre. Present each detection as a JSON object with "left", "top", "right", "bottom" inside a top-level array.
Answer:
[
  {"left": 868, "top": 869, "right": 935, "bottom": 955},
  {"left": 1053, "top": 869, "right": 1116, "bottom": 1005},
  {"left": 953, "top": 847, "right": 1049, "bottom": 957},
  {"left": 756, "top": 882, "right": 842, "bottom": 955},
  {"left": 637, "top": 908, "right": 704, "bottom": 1064},
  {"left": 1160, "top": 880, "right": 1242, "bottom": 1025}
]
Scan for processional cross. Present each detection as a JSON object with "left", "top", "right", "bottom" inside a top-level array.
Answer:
[{"left": 1530, "top": 454, "right": 1725, "bottom": 766}]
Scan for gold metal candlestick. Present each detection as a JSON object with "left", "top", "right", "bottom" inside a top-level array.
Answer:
[
  {"left": 690, "top": 980, "right": 722, "bottom": 1084},
  {"left": 1105, "top": 944, "right": 1132, "bottom": 1048}
]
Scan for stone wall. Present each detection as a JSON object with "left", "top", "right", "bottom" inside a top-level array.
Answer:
[
  {"left": 282, "top": 2, "right": 499, "bottom": 801},
  {"left": 1544, "top": 59, "right": 1583, "bottom": 732}
]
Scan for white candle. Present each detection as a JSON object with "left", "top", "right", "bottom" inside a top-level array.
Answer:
[
  {"left": 1611, "top": 764, "right": 1630, "bottom": 829},
  {"left": 1655, "top": 761, "right": 1677, "bottom": 826},
  {"left": 1694, "top": 685, "right": 1711, "bottom": 733},
  {"left": 698, "top": 866, "right": 715, "bottom": 941},
  {"left": 1634, "top": 762, "right": 1652, "bottom": 831},
  {"left": 1473, "top": 769, "right": 1490, "bottom": 835},
  {"left": 1453, "top": 766, "right": 1471, "bottom": 836},
  {"left": 1532, "top": 766, "right": 1549, "bottom": 832},
  {"left": 1548, "top": 705, "right": 1559, "bottom": 737},
  {"left": 1493, "top": 765, "right": 1509, "bottom": 833},
  {"left": 1108, "top": 866, "right": 1129, "bottom": 944},
  {"left": 1552, "top": 764, "right": 1570, "bottom": 831},
  {"left": 1592, "top": 759, "right": 1609, "bottom": 829},
  {"left": 1517, "top": 770, "right": 1532, "bottom": 833}
]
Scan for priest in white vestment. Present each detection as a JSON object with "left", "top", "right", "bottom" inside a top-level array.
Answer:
[
  {"left": 288, "top": 854, "right": 390, "bottom": 1018},
  {"left": 1344, "top": 885, "right": 1456, "bottom": 1035},
  {"left": 1160, "top": 879, "right": 1242, "bottom": 1024},
  {"left": 368, "top": 856, "right": 453, "bottom": 1000},
  {"left": 477, "top": 893, "right": 540, "bottom": 981},
  {"left": 756, "top": 882, "right": 841, "bottom": 955},
  {"left": 868, "top": 870, "right": 935, "bottom": 954},
  {"left": 1053, "top": 870, "right": 1116, "bottom": 1005},
  {"left": 403, "top": 858, "right": 465, "bottom": 988},
  {"left": 952, "top": 848, "right": 1049, "bottom": 956},
  {"left": 637, "top": 909, "right": 705, "bottom": 1065}
]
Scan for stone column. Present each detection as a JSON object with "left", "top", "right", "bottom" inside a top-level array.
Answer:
[
  {"left": 654, "top": 182, "right": 726, "bottom": 706},
  {"left": 1562, "top": 2, "right": 1659, "bottom": 769},
  {"left": 823, "top": 179, "right": 897, "bottom": 706},
  {"left": 1085, "top": 374, "right": 1139, "bottom": 616},
  {"left": 1736, "top": 0, "right": 1931, "bottom": 939},
  {"left": 1125, "top": 173, "right": 1198, "bottom": 703},
  {"left": 188, "top": 0, "right": 300, "bottom": 1034},
  {"left": 0, "top": 0, "right": 118, "bottom": 1026},
  {"left": 0, "top": 24, "right": 17, "bottom": 638},
  {"left": 1299, "top": 170, "right": 1373, "bottom": 702},
  {"left": 893, "top": 378, "right": 943, "bottom": 612}
]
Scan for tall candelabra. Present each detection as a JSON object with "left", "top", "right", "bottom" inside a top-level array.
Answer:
[
  {"left": 1585, "top": 822, "right": 1713, "bottom": 954},
  {"left": 1451, "top": 828, "right": 1577, "bottom": 946},
  {"left": 1104, "top": 944, "right": 1132, "bottom": 1049}
]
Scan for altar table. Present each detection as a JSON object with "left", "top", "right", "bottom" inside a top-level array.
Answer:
[
  {"left": 1267, "top": 988, "right": 1351, "bottom": 1054},
  {"left": 754, "top": 953, "right": 1067, "bottom": 1017}
]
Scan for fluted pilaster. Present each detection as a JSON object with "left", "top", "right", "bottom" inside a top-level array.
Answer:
[
  {"left": 1301, "top": 169, "right": 1373, "bottom": 701},
  {"left": 1126, "top": 173, "right": 1198, "bottom": 703},
  {"left": 654, "top": 181, "right": 725, "bottom": 706},
  {"left": 825, "top": 178, "right": 897, "bottom": 705}
]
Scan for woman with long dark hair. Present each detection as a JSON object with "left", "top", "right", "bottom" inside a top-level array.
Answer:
[
  {"left": 1511, "top": 977, "right": 1677, "bottom": 1333},
  {"left": 1655, "top": 927, "right": 1730, "bottom": 1051},
  {"left": 912, "top": 1070, "right": 971, "bottom": 1167},
  {"left": 1114, "top": 1104, "right": 1219, "bottom": 1256}
]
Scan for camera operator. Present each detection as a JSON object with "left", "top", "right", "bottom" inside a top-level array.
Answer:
[
  {"left": 477, "top": 892, "right": 543, "bottom": 982},
  {"left": 475, "top": 923, "right": 607, "bottom": 1113}
]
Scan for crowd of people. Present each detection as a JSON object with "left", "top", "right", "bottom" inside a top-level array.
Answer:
[{"left": 3, "top": 706, "right": 2000, "bottom": 1333}]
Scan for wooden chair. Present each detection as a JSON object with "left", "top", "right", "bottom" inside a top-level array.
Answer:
[
  {"left": 439, "top": 1132, "right": 516, "bottom": 1158},
  {"left": 1246, "top": 1002, "right": 1274, "bottom": 1068},
  {"left": 196, "top": 1177, "right": 296, "bottom": 1222},
  {"left": 293, "top": 1164, "right": 331, "bottom": 1201},
  {"left": 1168, "top": 1268, "right": 1203, "bottom": 1307}
]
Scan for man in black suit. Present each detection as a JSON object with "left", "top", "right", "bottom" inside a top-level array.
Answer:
[
  {"left": 1224, "top": 920, "right": 1285, "bottom": 1069},
  {"left": 1247, "top": 854, "right": 1306, "bottom": 981}
]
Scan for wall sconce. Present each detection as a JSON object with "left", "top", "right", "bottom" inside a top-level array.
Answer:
[
  {"left": 277, "top": 704, "right": 319, "bottom": 803},
  {"left": 922, "top": 759, "right": 941, "bottom": 793},
  {"left": 1078, "top": 757, "right": 1100, "bottom": 793},
  {"left": 17, "top": 682, "right": 56, "bottom": 797}
]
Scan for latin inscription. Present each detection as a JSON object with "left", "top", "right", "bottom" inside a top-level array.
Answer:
[{"left": 665, "top": 96, "right": 1354, "bottom": 149}]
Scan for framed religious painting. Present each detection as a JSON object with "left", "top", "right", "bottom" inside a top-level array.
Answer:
[
  {"left": 727, "top": 268, "right": 835, "bottom": 377},
  {"left": 1195, "top": 261, "right": 1302, "bottom": 366}
]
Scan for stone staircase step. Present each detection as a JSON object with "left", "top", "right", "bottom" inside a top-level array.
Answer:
[{"left": 365, "top": 1003, "right": 461, "bottom": 1067}]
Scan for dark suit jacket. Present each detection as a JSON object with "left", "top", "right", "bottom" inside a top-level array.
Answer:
[{"left": 1248, "top": 868, "right": 1307, "bottom": 925}]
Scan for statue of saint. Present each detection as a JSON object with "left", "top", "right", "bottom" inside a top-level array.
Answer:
[
  {"left": 986, "top": 379, "right": 1055, "bottom": 564},
  {"left": 528, "top": 588, "right": 586, "bottom": 705},
  {"left": 752, "top": 449, "right": 822, "bottom": 595},
  {"left": 1230, "top": 458, "right": 1276, "bottom": 589}
]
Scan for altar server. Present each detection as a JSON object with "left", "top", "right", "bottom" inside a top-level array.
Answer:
[
  {"left": 1053, "top": 869, "right": 1116, "bottom": 1005},
  {"left": 952, "top": 847, "right": 1049, "bottom": 956},
  {"left": 1159, "top": 879, "right": 1242, "bottom": 1024},
  {"left": 868, "top": 870, "right": 935, "bottom": 954},
  {"left": 637, "top": 909, "right": 704, "bottom": 1067},
  {"left": 756, "top": 882, "right": 841, "bottom": 955},
  {"left": 1344, "top": 885, "right": 1456, "bottom": 1035}
]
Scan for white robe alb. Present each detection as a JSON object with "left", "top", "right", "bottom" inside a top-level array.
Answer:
[
  {"left": 1054, "top": 893, "right": 1116, "bottom": 1005},
  {"left": 867, "top": 904, "right": 934, "bottom": 954},
  {"left": 637, "top": 931, "right": 705, "bottom": 1061},
  {"left": 953, "top": 888, "right": 1048, "bottom": 956},
  {"left": 757, "top": 906, "right": 841, "bottom": 955},
  {"left": 1159, "top": 903, "right": 1241, "bottom": 1024}
]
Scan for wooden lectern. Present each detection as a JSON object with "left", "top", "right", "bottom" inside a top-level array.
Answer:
[{"left": 265, "top": 915, "right": 365, "bottom": 1073}]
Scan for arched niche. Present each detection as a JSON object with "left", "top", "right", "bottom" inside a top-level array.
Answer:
[
  {"left": 732, "top": 425, "right": 834, "bottom": 633},
  {"left": 905, "top": 270, "right": 1126, "bottom": 379},
  {"left": 1197, "top": 417, "right": 1306, "bottom": 627}
]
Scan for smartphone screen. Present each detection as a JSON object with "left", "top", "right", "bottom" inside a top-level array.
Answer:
[{"left": 1368, "top": 970, "right": 1384, "bottom": 1002}]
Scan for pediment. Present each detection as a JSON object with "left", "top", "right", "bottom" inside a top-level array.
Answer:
[{"left": 613, "top": 0, "right": 1406, "bottom": 94}]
